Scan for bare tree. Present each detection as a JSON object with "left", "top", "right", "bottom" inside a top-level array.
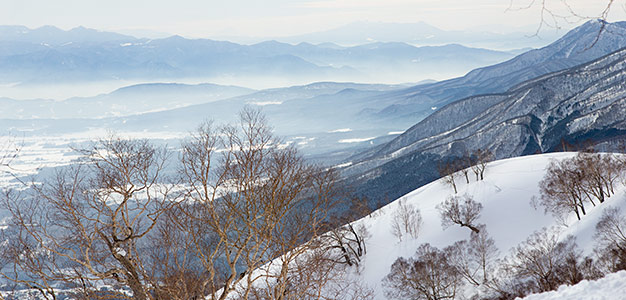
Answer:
[
  {"left": 437, "top": 194, "right": 483, "bottom": 234},
  {"left": 0, "top": 135, "right": 20, "bottom": 172},
  {"left": 390, "top": 198, "right": 423, "bottom": 242},
  {"left": 0, "top": 136, "right": 177, "bottom": 300},
  {"left": 507, "top": 0, "right": 621, "bottom": 40},
  {"left": 251, "top": 244, "right": 375, "bottom": 300},
  {"left": 0, "top": 108, "right": 358, "bottom": 299},
  {"left": 503, "top": 227, "right": 584, "bottom": 294},
  {"left": 573, "top": 153, "right": 612, "bottom": 204},
  {"left": 455, "top": 157, "right": 471, "bottom": 184},
  {"left": 470, "top": 149, "right": 493, "bottom": 181},
  {"left": 595, "top": 207, "right": 626, "bottom": 272},
  {"left": 383, "top": 243, "right": 461, "bottom": 300},
  {"left": 161, "top": 107, "right": 344, "bottom": 300},
  {"left": 538, "top": 159, "right": 588, "bottom": 221},
  {"left": 600, "top": 154, "right": 622, "bottom": 195},
  {"left": 438, "top": 161, "right": 459, "bottom": 194},
  {"left": 447, "top": 225, "right": 499, "bottom": 287},
  {"left": 539, "top": 153, "right": 623, "bottom": 221},
  {"left": 321, "top": 224, "right": 368, "bottom": 268}
]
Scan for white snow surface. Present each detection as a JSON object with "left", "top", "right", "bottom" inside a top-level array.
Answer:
[
  {"left": 338, "top": 137, "right": 375, "bottom": 143},
  {"left": 518, "top": 270, "right": 626, "bottom": 300},
  {"left": 340, "top": 152, "right": 626, "bottom": 299}
]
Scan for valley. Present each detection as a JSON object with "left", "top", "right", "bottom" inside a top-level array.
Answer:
[{"left": 1, "top": 8, "right": 626, "bottom": 300}]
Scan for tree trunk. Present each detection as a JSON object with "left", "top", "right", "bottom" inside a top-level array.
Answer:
[
  {"left": 574, "top": 207, "right": 581, "bottom": 221},
  {"left": 463, "top": 223, "right": 480, "bottom": 234}
]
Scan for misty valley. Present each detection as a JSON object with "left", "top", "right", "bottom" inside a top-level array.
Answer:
[{"left": 1, "top": 7, "right": 626, "bottom": 300}]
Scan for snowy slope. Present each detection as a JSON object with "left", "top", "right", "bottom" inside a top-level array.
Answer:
[
  {"left": 346, "top": 152, "right": 626, "bottom": 299},
  {"left": 519, "top": 270, "right": 626, "bottom": 300}
]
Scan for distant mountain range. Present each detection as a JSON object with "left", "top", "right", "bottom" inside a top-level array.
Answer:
[
  {"left": 222, "top": 21, "right": 564, "bottom": 50},
  {"left": 0, "top": 25, "right": 515, "bottom": 86},
  {"left": 0, "top": 83, "right": 255, "bottom": 119},
  {"left": 342, "top": 25, "right": 626, "bottom": 203}
]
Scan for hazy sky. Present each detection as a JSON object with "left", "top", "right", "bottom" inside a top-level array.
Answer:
[{"left": 2, "top": 0, "right": 624, "bottom": 38}]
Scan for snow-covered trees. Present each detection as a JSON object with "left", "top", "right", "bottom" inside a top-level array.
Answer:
[{"left": 437, "top": 194, "right": 483, "bottom": 234}]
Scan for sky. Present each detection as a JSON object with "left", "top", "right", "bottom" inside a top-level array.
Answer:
[{"left": 2, "top": 0, "right": 625, "bottom": 39}]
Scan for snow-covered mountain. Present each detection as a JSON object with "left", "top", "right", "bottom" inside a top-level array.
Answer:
[{"left": 342, "top": 37, "right": 626, "bottom": 203}]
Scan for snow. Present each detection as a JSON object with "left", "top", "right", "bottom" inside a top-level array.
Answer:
[
  {"left": 335, "top": 161, "right": 353, "bottom": 168},
  {"left": 342, "top": 152, "right": 626, "bottom": 299},
  {"left": 329, "top": 128, "right": 352, "bottom": 133},
  {"left": 247, "top": 101, "right": 282, "bottom": 106},
  {"left": 518, "top": 271, "right": 626, "bottom": 300},
  {"left": 0, "top": 130, "right": 184, "bottom": 186},
  {"left": 338, "top": 137, "right": 375, "bottom": 143}
]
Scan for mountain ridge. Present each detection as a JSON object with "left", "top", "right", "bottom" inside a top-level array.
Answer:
[
  {"left": 342, "top": 43, "right": 626, "bottom": 203},
  {"left": 0, "top": 25, "right": 514, "bottom": 85}
]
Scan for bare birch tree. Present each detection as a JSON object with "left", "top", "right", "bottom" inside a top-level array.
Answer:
[{"left": 1, "top": 136, "right": 177, "bottom": 300}]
